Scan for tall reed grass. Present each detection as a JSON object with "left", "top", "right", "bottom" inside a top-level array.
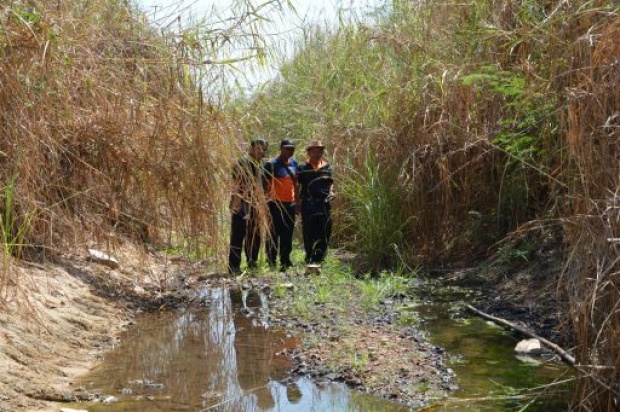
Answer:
[
  {"left": 337, "top": 149, "right": 408, "bottom": 272},
  {"left": 560, "top": 11, "right": 620, "bottom": 409},
  {"left": 2, "top": 0, "right": 619, "bottom": 406},
  {"left": 241, "top": 0, "right": 620, "bottom": 408},
  {"left": 0, "top": 0, "right": 290, "bottom": 301}
]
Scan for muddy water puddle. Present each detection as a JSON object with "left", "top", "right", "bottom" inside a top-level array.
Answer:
[
  {"left": 414, "top": 285, "right": 571, "bottom": 411},
  {"left": 72, "top": 282, "right": 571, "bottom": 411},
  {"left": 74, "top": 288, "right": 408, "bottom": 411}
]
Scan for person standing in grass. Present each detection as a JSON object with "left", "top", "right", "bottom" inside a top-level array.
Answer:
[
  {"left": 263, "top": 139, "right": 299, "bottom": 271},
  {"left": 228, "top": 138, "right": 268, "bottom": 275},
  {"left": 297, "top": 140, "right": 334, "bottom": 265}
]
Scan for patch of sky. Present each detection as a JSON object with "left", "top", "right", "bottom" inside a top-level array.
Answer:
[{"left": 136, "top": 0, "right": 389, "bottom": 97}]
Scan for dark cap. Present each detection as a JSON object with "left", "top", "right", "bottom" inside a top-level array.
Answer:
[{"left": 280, "top": 139, "right": 295, "bottom": 149}]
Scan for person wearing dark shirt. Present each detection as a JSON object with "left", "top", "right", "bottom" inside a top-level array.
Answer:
[
  {"left": 263, "top": 139, "right": 299, "bottom": 271},
  {"left": 297, "top": 140, "right": 334, "bottom": 265},
  {"left": 228, "top": 138, "right": 268, "bottom": 275}
]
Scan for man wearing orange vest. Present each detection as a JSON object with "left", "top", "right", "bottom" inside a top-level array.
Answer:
[{"left": 263, "top": 139, "right": 299, "bottom": 271}]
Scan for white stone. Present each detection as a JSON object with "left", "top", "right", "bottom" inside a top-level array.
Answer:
[
  {"left": 103, "top": 395, "right": 118, "bottom": 404},
  {"left": 515, "top": 338, "right": 542, "bottom": 354},
  {"left": 515, "top": 354, "right": 543, "bottom": 365},
  {"left": 88, "top": 249, "right": 120, "bottom": 269}
]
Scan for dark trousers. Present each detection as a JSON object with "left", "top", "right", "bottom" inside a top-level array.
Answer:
[
  {"left": 266, "top": 201, "right": 296, "bottom": 268},
  {"left": 228, "top": 211, "right": 261, "bottom": 272},
  {"left": 302, "top": 202, "right": 332, "bottom": 264}
]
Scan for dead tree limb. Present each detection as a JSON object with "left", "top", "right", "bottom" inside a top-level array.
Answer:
[{"left": 463, "top": 303, "right": 576, "bottom": 366}]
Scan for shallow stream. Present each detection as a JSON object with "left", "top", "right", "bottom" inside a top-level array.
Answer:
[
  {"left": 75, "top": 288, "right": 408, "bottom": 411},
  {"left": 414, "top": 284, "right": 571, "bottom": 411},
  {"left": 73, "top": 282, "right": 570, "bottom": 411}
]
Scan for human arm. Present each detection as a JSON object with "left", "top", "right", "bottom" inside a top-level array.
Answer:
[
  {"left": 325, "top": 164, "right": 335, "bottom": 202},
  {"left": 325, "top": 184, "right": 335, "bottom": 203},
  {"left": 295, "top": 164, "right": 304, "bottom": 214},
  {"left": 229, "top": 160, "right": 243, "bottom": 213}
]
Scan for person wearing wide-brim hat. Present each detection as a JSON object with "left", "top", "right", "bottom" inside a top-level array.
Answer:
[{"left": 296, "top": 139, "right": 334, "bottom": 265}]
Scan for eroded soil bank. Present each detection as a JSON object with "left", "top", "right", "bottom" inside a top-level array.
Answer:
[{"left": 0, "top": 244, "right": 205, "bottom": 412}]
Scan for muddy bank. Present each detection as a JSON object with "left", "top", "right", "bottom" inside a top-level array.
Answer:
[
  {"left": 0, "top": 244, "right": 207, "bottom": 412},
  {"left": 1, "top": 247, "right": 457, "bottom": 411},
  {"left": 238, "top": 274, "right": 457, "bottom": 408},
  {"left": 433, "top": 249, "right": 573, "bottom": 351},
  {"left": 1, "top": 239, "right": 572, "bottom": 412}
]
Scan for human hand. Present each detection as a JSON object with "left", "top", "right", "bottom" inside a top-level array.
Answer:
[{"left": 230, "top": 197, "right": 242, "bottom": 214}]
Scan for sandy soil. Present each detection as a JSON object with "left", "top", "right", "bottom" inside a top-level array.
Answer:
[{"left": 0, "top": 243, "right": 191, "bottom": 412}]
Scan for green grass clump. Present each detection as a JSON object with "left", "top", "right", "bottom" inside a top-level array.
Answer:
[
  {"left": 270, "top": 250, "right": 417, "bottom": 321},
  {"left": 338, "top": 151, "right": 410, "bottom": 272}
]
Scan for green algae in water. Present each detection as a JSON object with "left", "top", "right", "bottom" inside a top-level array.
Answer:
[{"left": 416, "top": 286, "right": 572, "bottom": 411}]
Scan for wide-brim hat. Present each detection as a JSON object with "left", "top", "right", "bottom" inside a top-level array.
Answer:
[{"left": 306, "top": 140, "right": 326, "bottom": 150}]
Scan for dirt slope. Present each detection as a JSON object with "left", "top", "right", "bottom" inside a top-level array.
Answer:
[{"left": 0, "top": 243, "right": 182, "bottom": 412}]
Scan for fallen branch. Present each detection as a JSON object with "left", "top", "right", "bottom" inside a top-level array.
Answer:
[
  {"left": 463, "top": 303, "right": 576, "bottom": 366},
  {"left": 419, "top": 392, "right": 542, "bottom": 410}
]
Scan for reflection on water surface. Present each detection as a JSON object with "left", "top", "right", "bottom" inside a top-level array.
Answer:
[{"left": 77, "top": 287, "right": 408, "bottom": 411}]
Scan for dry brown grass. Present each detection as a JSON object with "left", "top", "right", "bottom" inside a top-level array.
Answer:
[
  {"left": 560, "top": 13, "right": 620, "bottom": 410},
  {"left": 0, "top": 1, "right": 239, "bottom": 302},
  {"left": 321, "top": 2, "right": 620, "bottom": 406}
]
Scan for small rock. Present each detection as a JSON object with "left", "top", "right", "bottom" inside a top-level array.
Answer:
[
  {"left": 144, "top": 382, "right": 165, "bottom": 389},
  {"left": 201, "top": 390, "right": 223, "bottom": 399},
  {"left": 88, "top": 249, "right": 120, "bottom": 269},
  {"left": 133, "top": 285, "right": 145, "bottom": 295},
  {"left": 515, "top": 338, "right": 542, "bottom": 354},
  {"left": 515, "top": 354, "right": 543, "bottom": 365},
  {"left": 325, "top": 373, "right": 339, "bottom": 381},
  {"left": 74, "top": 391, "right": 93, "bottom": 401},
  {"left": 103, "top": 395, "right": 118, "bottom": 404}
]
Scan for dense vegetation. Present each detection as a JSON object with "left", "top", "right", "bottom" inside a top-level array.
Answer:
[
  {"left": 0, "top": 0, "right": 281, "bottom": 285},
  {"left": 1, "top": 0, "right": 619, "bottom": 409},
  {"left": 240, "top": 0, "right": 620, "bottom": 409}
]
